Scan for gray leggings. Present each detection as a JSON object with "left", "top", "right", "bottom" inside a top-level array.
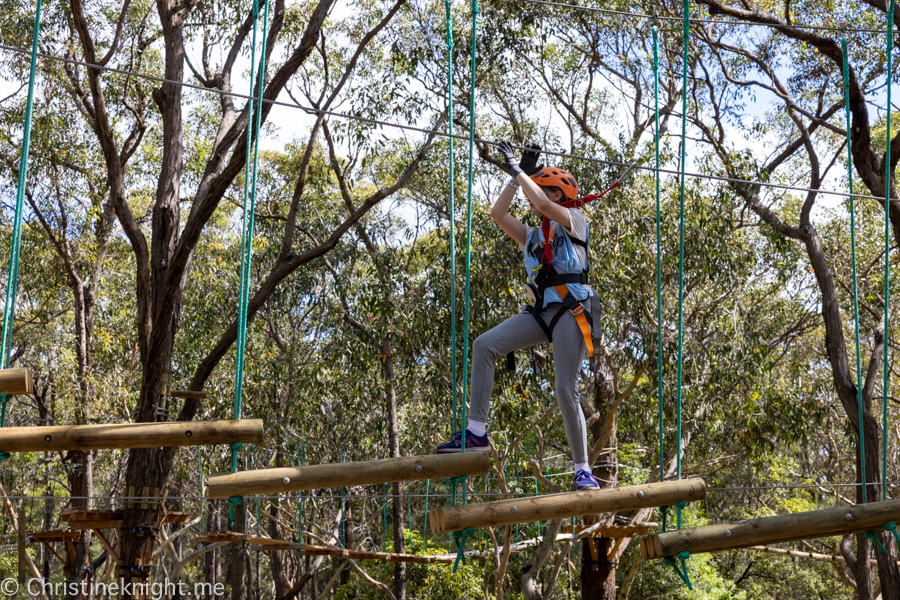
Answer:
[{"left": 468, "top": 307, "right": 589, "bottom": 464}]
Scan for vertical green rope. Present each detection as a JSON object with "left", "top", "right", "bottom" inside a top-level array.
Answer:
[
  {"left": 231, "top": 0, "right": 271, "bottom": 469},
  {"left": 0, "top": 0, "right": 43, "bottom": 430},
  {"left": 445, "top": 0, "right": 458, "bottom": 439},
  {"left": 669, "top": 2, "right": 692, "bottom": 588},
  {"left": 458, "top": 0, "right": 479, "bottom": 466},
  {"left": 228, "top": 0, "right": 270, "bottom": 530},
  {"left": 675, "top": 0, "right": 689, "bottom": 490},
  {"left": 653, "top": 25, "right": 664, "bottom": 490},
  {"left": 448, "top": 2, "right": 478, "bottom": 575},
  {"left": 883, "top": 0, "right": 895, "bottom": 503},
  {"left": 843, "top": 38, "right": 867, "bottom": 505}
]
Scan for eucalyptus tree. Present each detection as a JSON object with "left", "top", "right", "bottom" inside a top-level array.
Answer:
[
  {"left": 1, "top": 0, "right": 449, "bottom": 594},
  {"left": 635, "top": 0, "right": 900, "bottom": 597}
]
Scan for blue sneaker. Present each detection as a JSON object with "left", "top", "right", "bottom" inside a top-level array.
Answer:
[
  {"left": 435, "top": 430, "right": 491, "bottom": 453},
  {"left": 574, "top": 470, "right": 600, "bottom": 490}
]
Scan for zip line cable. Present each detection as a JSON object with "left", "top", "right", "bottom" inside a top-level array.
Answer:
[
  {"left": 0, "top": 42, "right": 893, "bottom": 205},
  {"left": 445, "top": 0, "right": 459, "bottom": 445}
]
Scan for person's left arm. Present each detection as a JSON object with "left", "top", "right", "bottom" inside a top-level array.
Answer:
[{"left": 498, "top": 142, "right": 571, "bottom": 229}]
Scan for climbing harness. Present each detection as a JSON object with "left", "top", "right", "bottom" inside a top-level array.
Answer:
[{"left": 510, "top": 162, "right": 636, "bottom": 370}]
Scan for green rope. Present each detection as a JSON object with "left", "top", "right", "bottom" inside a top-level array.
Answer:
[
  {"left": 449, "top": 475, "right": 468, "bottom": 505},
  {"left": 670, "top": 5, "right": 694, "bottom": 587},
  {"left": 231, "top": 0, "right": 271, "bottom": 476},
  {"left": 660, "top": 505, "right": 669, "bottom": 532},
  {"left": 885, "top": 521, "right": 900, "bottom": 549},
  {"left": 675, "top": 0, "right": 689, "bottom": 486},
  {"left": 883, "top": 0, "right": 895, "bottom": 503},
  {"left": 445, "top": 0, "right": 459, "bottom": 440},
  {"left": 676, "top": 499, "right": 686, "bottom": 530},
  {"left": 865, "top": 530, "right": 889, "bottom": 555},
  {"left": 457, "top": 0, "right": 479, "bottom": 464},
  {"left": 843, "top": 38, "right": 868, "bottom": 505},
  {"left": 0, "top": 0, "right": 43, "bottom": 430},
  {"left": 664, "top": 551, "right": 693, "bottom": 590},
  {"left": 451, "top": 527, "right": 475, "bottom": 572},
  {"left": 227, "top": 496, "right": 242, "bottom": 529}
]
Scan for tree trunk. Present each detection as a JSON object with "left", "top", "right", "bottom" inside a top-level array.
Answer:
[
  {"left": 383, "top": 336, "right": 407, "bottom": 600},
  {"left": 582, "top": 361, "right": 617, "bottom": 598},
  {"left": 229, "top": 499, "right": 247, "bottom": 600},
  {"left": 203, "top": 500, "right": 221, "bottom": 600},
  {"left": 65, "top": 451, "right": 92, "bottom": 600}
]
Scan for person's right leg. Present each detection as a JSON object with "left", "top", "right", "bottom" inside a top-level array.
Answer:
[{"left": 436, "top": 312, "right": 549, "bottom": 452}]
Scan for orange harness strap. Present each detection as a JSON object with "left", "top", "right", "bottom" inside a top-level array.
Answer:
[{"left": 554, "top": 285, "right": 594, "bottom": 357}]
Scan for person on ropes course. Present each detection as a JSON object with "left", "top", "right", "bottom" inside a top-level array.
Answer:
[{"left": 436, "top": 142, "right": 600, "bottom": 491}]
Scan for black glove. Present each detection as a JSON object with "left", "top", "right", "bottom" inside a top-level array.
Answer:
[
  {"left": 498, "top": 141, "right": 523, "bottom": 176},
  {"left": 520, "top": 144, "right": 543, "bottom": 175}
]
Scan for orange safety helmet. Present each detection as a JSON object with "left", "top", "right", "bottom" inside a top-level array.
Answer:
[{"left": 530, "top": 168, "right": 579, "bottom": 201}]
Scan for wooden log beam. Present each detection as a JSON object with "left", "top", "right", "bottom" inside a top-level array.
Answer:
[
  {"left": 207, "top": 452, "right": 490, "bottom": 497},
  {"left": 0, "top": 368, "right": 32, "bottom": 395},
  {"left": 642, "top": 498, "right": 900, "bottom": 559},
  {"left": 429, "top": 478, "right": 705, "bottom": 533},
  {"left": 0, "top": 419, "right": 263, "bottom": 452}
]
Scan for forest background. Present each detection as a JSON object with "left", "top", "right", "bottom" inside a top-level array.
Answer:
[{"left": 0, "top": 0, "right": 898, "bottom": 598}]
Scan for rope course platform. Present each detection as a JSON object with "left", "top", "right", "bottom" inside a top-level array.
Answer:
[
  {"left": 60, "top": 509, "right": 190, "bottom": 530},
  {"left": 0, "top": 419, "right": 263, "bottom": 452},
  {"left": 207, "top": 452, "right": 489, "bottom": 497},
  {"left": 0, "top": 368, "right": 32, "bottom": 395},
  {"left": 26, "top": 529, "right": 79, "bottom": 564},
  {"left": 429, "top": 479, "right": 705, "bottom": 533},
  {"left": 640, "top": 498, "right": 900, "bottom": 560}
]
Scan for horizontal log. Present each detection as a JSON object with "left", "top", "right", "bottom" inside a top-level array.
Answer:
[
  {"left": 0, "top": 368, "right": 32, "bottom": 395},
  {"left": 643, "top": 498, "right": 900, "bottom": 559},
  {"left": 207, "top": 451, "right": 490, "bottom": 497},
  {"left": 429, "top": 478, "right": 706, "bottom": 533},
  {"left": 0, "top": 419, "right": 263, "bottom": 452}
]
